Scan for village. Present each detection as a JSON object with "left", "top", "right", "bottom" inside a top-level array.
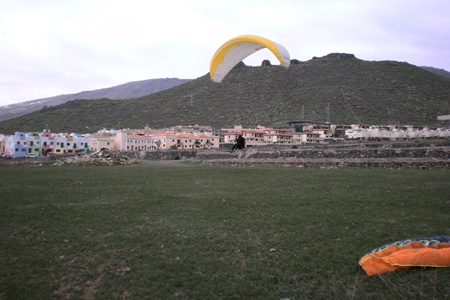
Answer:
[{"left": 1, "top": 123, "right": 450, "bottom": 158}]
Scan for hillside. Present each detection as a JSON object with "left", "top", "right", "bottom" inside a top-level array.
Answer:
[
  {"left": 1, "top": 53, "right": 450, "bottom": 134},
  {"left": 0, "top": 78, "right": 191, "bottom": 122},
  {"left": 420, "top": 66, "right": 450, "bottom": 79}
]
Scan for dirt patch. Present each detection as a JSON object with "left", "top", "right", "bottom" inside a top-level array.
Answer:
[{"left": 138, "top": 159, "right": 191, "bottom": 167}]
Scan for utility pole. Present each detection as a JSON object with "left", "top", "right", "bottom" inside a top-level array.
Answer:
[
  {"left": 341, "top": 88, "right": 361, "bottom": 124},
  {"left": 326, "top": 103, "right": 330, "bottom": 124}
]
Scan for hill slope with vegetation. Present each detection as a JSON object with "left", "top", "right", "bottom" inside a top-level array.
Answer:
[
  {"left": 0, "top": 53, "right": 449, "bottom": 134},
  {"left": 421, "top": 66, "right": 450, "bottom": 79},
  {"left": 0, "top": 78, "right": 191, "bottom": 122}
]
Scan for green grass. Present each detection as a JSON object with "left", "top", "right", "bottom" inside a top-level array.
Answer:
[{"left": 0, "top": 164, "right": 449, "bottom": 299}]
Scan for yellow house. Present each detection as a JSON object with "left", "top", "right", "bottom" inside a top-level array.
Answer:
[
  {"left": 89, "top": 137, "right": 115, "bottom": 152},
  {"left": 113, "top": 130, "right": 128, "bottom": 151},
  {"left": 178, "top": 134, "right": 218, "bottom": 149},
  {"left": 152, "top": 133, "right": 178, "bottom": 150},
  {"left": 126, "top": 135, "right": 158, "bottom": 151},
  {"left": 293, "top": 132, "right": 321, "bottom": 144},
  {"left": 241, "top": 130, "right": 266, "bottom": 146},
  {"left": 263, "top": 133, "right": 293, "bottom": 144}
]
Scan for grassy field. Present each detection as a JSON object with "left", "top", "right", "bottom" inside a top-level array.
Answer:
[{"left": 0, "top": 163, "right": 449, "bottom": 299}]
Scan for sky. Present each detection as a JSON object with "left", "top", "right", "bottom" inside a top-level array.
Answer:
[{"left": 1, "top": 0, "right": 449, "bottom": 106}]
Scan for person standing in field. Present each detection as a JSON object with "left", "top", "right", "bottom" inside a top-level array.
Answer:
[{"left": 231, "top": 134, "right": 245, "bottom": 152}]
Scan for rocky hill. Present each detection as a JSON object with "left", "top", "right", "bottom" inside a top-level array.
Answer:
[
  {"left": 0, "top": 53, "right": 449, "bottom": 134},
  {"left": 0, "top": 78, "right": 191, "bottom": 122},
  {"left": 421, "top": 66, "right": 450, "bottom": 79}
]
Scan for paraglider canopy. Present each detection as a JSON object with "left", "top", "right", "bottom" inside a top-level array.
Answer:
[
  {"left": 359, "top": 236, "right": 450, "bottom": 276},
  {"left": 210, "top": 35, "right": 290, "bottom": 83}
]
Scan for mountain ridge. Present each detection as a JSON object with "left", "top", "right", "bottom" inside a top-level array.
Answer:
[
  {"left": 0, "top": 53, "right": 449, "bottom": 134},
  {"left": 0, "top": 78, "right": 192, "bottom": 122},
  {"left": 420, "top": 66, "right": 450, "bottom": 79}
]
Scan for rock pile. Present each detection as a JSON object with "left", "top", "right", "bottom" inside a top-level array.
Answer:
[{"left": 53, "top": 149, "right": 137, "bottom": 166}]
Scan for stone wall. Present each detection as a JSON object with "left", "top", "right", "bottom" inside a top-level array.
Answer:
[
  {"left": 121, "top": 150, "right": 198, "bottom": 160},
  {"left": 204, "top": 158, "right": 450, "bottom": 168},
  {"left": 120, "top": 145, "right": 450, "bottom": 168},
  {"left": 242, "top": 148, "right": 450, "bottom": 160}
]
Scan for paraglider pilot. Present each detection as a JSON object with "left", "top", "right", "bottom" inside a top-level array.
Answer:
[{"left": 231, "top": 135, "right": 246, "bottom": 152}]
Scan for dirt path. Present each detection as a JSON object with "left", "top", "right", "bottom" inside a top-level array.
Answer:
[{"left": 137, "top": 160, "right": 192, "bottom": 167}]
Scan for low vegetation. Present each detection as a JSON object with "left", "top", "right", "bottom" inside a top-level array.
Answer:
[
  {"left": 1, "top": 163, "right": 449, "bottom": 299},
  {"left": 1, "top": 54, "right": 450, "bottom": 134}
]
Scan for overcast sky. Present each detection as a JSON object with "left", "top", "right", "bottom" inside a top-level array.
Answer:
[{"left": 1, "top": 0, "right": 449, "bottom": 106}]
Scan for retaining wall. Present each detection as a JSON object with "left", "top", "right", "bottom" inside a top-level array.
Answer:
[{"left": 120, "top": 146, "right": 450, "bottom": 167}]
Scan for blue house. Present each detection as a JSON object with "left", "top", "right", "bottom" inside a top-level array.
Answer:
[{"left": 6, "top": 132, "right": 27, "bottom": 158}]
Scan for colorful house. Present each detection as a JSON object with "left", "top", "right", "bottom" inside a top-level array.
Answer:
[
  {"left": 293, "top": 132, "right": 321, "bottom": 144},
  {"left": 25, "top": 132, "right": 42, "bottom": 156},
  {"left": 263, "top": 133, "right": 293, "bottom": 144},
  {"left": 5, "top": 132, "right": 27, "bottom": 157},
  {"left": 40, "top": 131, "right": 55, "bottom": 156},
  {"left": 89, "top": 137, "right": 115, "bottom": 152},
  {"left": 65, "top": 133, "right": 89, "bottom": 153},
  {"left": 0, "top": 134, "right": 5, "bottom": 154}
]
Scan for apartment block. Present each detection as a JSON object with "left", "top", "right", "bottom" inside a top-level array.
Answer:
[{"left": 1, "top": 124, "right": 449, "bottom": 157}]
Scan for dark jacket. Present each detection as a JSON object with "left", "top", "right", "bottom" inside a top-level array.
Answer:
[{"left": 236, "top": 135, "right": 245, "bottom": 149}]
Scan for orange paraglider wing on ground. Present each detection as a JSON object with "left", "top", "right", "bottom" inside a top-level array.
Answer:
[{"left": 359, "top": 236, "right": 450, "bottom": 276}]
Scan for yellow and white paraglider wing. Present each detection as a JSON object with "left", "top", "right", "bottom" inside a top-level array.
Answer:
[{"left": 210, "top": 35, "right": 290, "bottom": 83}]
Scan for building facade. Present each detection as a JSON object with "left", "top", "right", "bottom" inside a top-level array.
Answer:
[{"left": 1, "top": 124, "right": 449, "bottom": 157}]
